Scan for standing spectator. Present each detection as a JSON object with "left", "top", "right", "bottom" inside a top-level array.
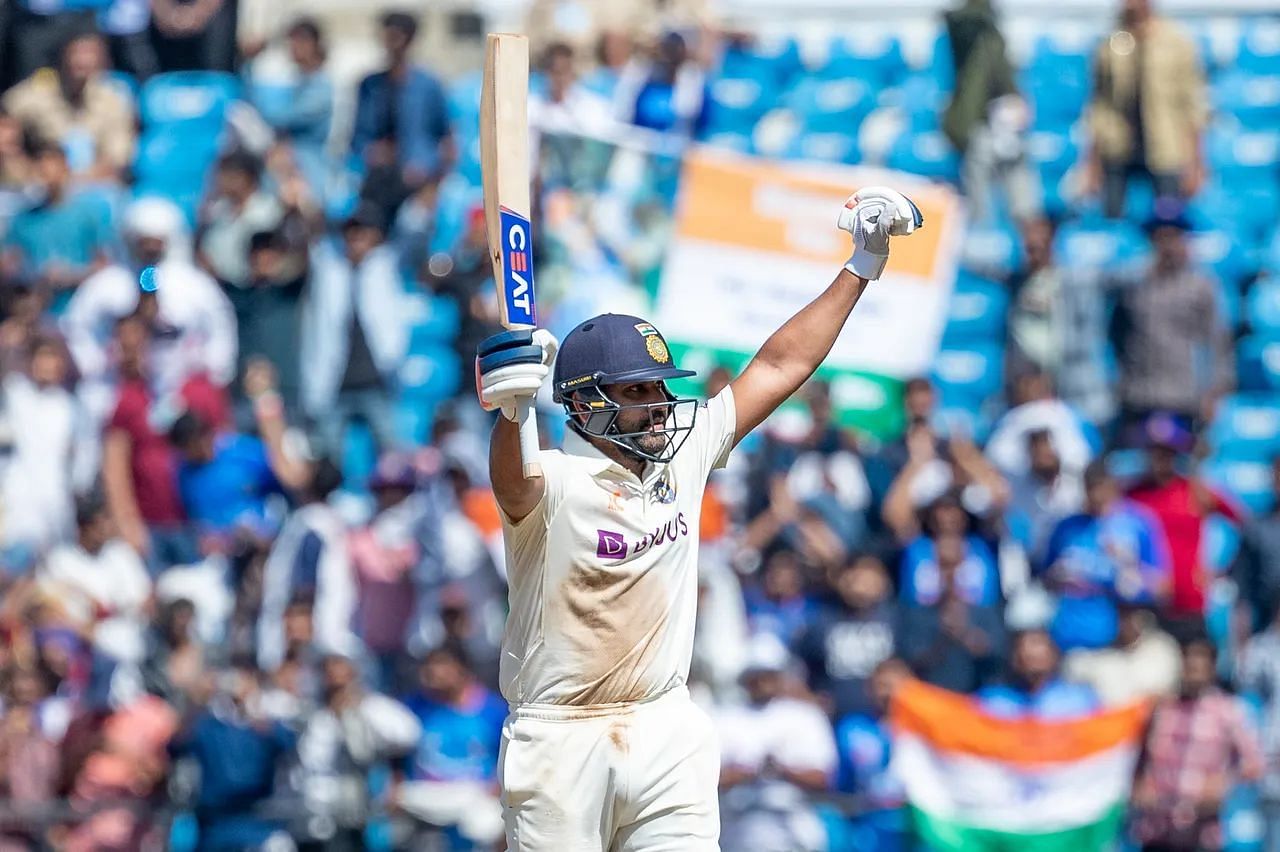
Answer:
[
  {"left": 229, "top": 229, "right": 305, "bottom": 417},
  {"left": 1, "top": 31, "right": 134, "bottom": 182},
  {"left": 1234, "top": 455, "right": 1280, "bottom": 631},
  {"left": 0, "top": 332, "right": 93, "bottom": 559},
  {"left": 1129, "top": 414, "right": 1244, "bottom": 626},
  {"left": 0, "top": 666, "right": 60, "bottom": 851},
  {"left": 1064, "top": 600, "right": 1180, "bottom": 706},
  {"left": 350, "top": 11, "right": 452, "bottom": 216},
  {"left": 1002, "top": 429, "right": 1086, "bottom": 567},
  {"left": 42, "top": 493, "right": 151, "bottom": 664},
  {"left": 614, "top": 31, "right": 709, "bottom": 136},
  {"left": 900, "top": 535, "right": 1006, "bottom": 693},
  {"left": 140, "top": 598, "right": 205, "bottom": 709},
  {"left": 171, "top": 660, "right": 298, "bottom": 850},
  {"left": 834, "top": 658, "right": 912, "bottom": 852},
  {"left": 1, "top": 141, "right": 112, "bottom": 306},
  {"left": 197, "top": 150, "right": 288, "bottom": 292},
  {"left": 1086, "top": 0, "right": 1207, "bottom": 217},
  {"left": 63, "top": 195, "right": 238, "bottom": 426},
  {"left": 530, "top": 41, "right": 615, "bottom": 144},
  {"left": 149, "top": 0, "right": 236, "bottom": 72},
  {"left": 395, "top": 646, "right": 506, "bottom": 848},
  {"left": 1041, "top": 460, "right": 1171, "bottom": 651},
  {"left": 744, "top": 548, "right": 817, "bottom": 648},
  {"left": 941, "top": 0, "right": 1040, "bottom": 224},
  {"left": 1237, "top": 601, "right": 1280, "bottom": 852},
  {"left": 795, "top": 553, "right": 897, "bottom": 718},
  {"left": 1132, "top": 636, "right": 1263, "bottom": 851},
  {"left": 979, "top": 628, "right": 1100, "bottom": 719},
  {"left": 299, "top": 203, "right": 407, "bottom": 457},
  {"left": 296, "top": 646, "right": 421, "bottom": 849},
  {"left": 1111, "top": 200, "right": 1234, "bottom": 435},
  {"left": 717, "top": 633, "right": 837, "bottom": 852}
]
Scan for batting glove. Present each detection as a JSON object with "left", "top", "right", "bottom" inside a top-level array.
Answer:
[
  {"left": 476, "top": 328, "right": 559, "bottom": 421},
  {"left": 837, "top": 186, "right": 924, "bottom": 281}
]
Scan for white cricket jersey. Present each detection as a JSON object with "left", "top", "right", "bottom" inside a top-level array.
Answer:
[{"left": 498, "top": 387, "right": 737, "bottom": 707}]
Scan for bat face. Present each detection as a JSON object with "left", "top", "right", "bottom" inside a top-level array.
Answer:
[{"left": 499, "top": 205, "right": 536, "bottom": 326}]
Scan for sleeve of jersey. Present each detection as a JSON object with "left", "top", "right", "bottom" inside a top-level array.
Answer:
[
  {"left": 497, "top": 450, "right": 568, "bottom": 533},
  {"left": 690, "top": 386, "right": 737, "bottom": 477}
]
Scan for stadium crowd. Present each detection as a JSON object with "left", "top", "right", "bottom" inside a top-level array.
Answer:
[{"left": 0, "top": 0, "right": 1277, "bottom": 849}]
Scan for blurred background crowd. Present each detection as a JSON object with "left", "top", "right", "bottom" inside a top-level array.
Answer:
[{"left": 0, "top": 0, "right": 1279, "bottom": 849}]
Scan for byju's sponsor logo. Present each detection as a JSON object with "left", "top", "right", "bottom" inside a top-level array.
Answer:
[{"left": 595, "top": 514, "right": 690, "bottom": 560}]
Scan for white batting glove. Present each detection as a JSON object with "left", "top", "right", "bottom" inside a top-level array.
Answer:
[
  {"left": 837, "top": 186, "right": 924, "bottom": 281},
  {"left": 477, "top": 329, "right": 558, "bottom": 421}
]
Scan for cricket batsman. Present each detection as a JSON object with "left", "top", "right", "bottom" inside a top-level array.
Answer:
[{"left": 475, "top": 187, "right": 922, "bottom": 849}]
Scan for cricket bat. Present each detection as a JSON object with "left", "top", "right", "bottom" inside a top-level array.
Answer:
[{"left": 480, "top": 33, "right": 541, "bottom": 479}]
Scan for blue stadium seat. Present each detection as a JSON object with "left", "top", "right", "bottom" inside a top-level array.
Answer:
[
  {"left": 1213, "top": 72, "right": 1280, "bottom": 130},
  {"left": 1202, "top": 515, "right": 1242, "bottom": 575},
  {"left": 892, "top": 73, "right": 947, "bottom": 133},
  {"left": 103, "top": 70, "right": 140, "bottom": 107},
  {"left": 405, "top": 292, "right": 461, "bottom": 344},
  {"left": 1204, "top": 456, "right": 1275, "bottom": 514},
  {"left": 1191, "top": 182, "right": 1280, "bottom": 248},
  {"left": 1238, "top": 22, "right": 1280, "bottom": 76},
  {"left": 931, "top": 343, "right": 1005, "bottom": 407},
  {"left": 1026, "top": 130, "right": 1078, "bottom": 181},
  {"left": 140, "top": 71, "right": 238, "bottom": 129},
  {"left": 398, "top": 349, "right": 462, "bottom": 401},
  {"left": 1106, "top": 448, "right": 1148, "bottom": 481},
  {"left": 1026, "top": 34, "right": 1093, "bottom": 83},
  {"left": 704, "top": 130, "right": 755, "bottom": 154},
  {"left": 1055, "top": 220, "right": 1149, "bottom": 270},
  {"left": 784, "top": 131, "right": 860, "bottom": 164},
  {"left": 134, "top": 127, "right": 220, "bottom": 185},
  {"left": 926, "top": 29, "right": 956, "bottom": 94},
  {"left": 706, "top": 75, "right": 773, "bottom": 135},
  {"left": 1247, "top": 280, "right": 1280, "bottom": 335},
  {"left": 820, "top": 34, "right": 908, "bottom": 87},
  {"left": 720, "top": 37, "right": 803, "bottom": 89},
  {"left": 1237, "top": 335, "right": 1280, "bottom": 391},
  {"left": 1207, "top": 393, "right": 1280, "bottom": 460},
  {"left": 943, "top": 270, "right": 1009, "bottom": 343},
  {"left": 785, "top": 77, "right": 876, "bottom": 135},
  {"left": 885, "top": 131, "right": 960, "bottom": 183},
  {"left": 393, "top": 397, "right": 433, "bottom": 447},
  {"left": 962, "top": 220, "right": 1021, "bottom": 276},
  {"left": 1189, "top": 230, "right": 1252, "bottom": 292},
  {"left": 448, "top": 71, "right": 484, "bottom": 125},
  {"left": 1022, "top": 67, "right": 1089, "bottom": 132},
  {"left": 1207, "top": 127, "right": 1280, "bottom": 185}
]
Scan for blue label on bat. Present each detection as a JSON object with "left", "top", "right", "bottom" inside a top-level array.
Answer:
[{"left": 499, "top": 207, "right": 537, "bottom": 326}]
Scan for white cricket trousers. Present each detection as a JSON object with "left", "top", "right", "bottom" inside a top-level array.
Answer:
[{"left": 499, "top": 685, "right": 721, "bottom": 851}]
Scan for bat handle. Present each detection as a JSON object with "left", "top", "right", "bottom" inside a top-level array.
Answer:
[{"left": 515, "top": 396, "right": 542, "bottom": 479}]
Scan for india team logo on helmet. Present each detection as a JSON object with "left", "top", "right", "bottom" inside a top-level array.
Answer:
[{"left": 634, "top": 322, "right": 671, "bottom": 364}]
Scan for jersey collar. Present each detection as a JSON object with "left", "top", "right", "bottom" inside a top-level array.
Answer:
[{"left": 561, "top": 426, "right": 664, "bottom": 485}]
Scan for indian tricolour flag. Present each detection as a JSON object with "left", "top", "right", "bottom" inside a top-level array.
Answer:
[{"left": 890, "top": 679, "right": 1150, "bottom": 852}]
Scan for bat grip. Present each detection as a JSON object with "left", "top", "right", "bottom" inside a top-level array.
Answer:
[{"left": 515, "top": 396, "right": 542, "bottom": 479}]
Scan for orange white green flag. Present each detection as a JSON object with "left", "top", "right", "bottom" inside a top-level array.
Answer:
[{"left": 889, "top": 679, "right": 1150, "bottom": 852}]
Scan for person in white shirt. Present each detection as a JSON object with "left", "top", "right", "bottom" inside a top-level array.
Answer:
[
  {"left": 716, "top": 634, "right": 838, "bottom": 852},
  {"left": 530, "top": 41, "right": 615, "bottom": 142},
  {"left": 62, "top": 196, "right": 238, "bottom": 428},
  {"left": 475, "top": 187, "right": 922, "bottom": 850},
  {"left": 43, "top": 493, "right": 152, "bottom": 663}
]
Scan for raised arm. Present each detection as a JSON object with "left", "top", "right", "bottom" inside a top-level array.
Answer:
[{"left": 729, "top": 187, "right": 922, "bottom": 445}]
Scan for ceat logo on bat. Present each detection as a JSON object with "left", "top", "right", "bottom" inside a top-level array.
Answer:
[{"left": 499, "top": 207, "right": 536, "bottom": 325}]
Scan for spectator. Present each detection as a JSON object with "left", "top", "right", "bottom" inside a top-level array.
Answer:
[
  {"left": 1132, "top": 636, "right": 1263, "bottom": 851},
  {"left": 0, "top": 332, "right": 93, "bottom": 559},
  {"left": 1, "top": 141, "right": 112, "bottom": 306},
  {"left": 1128, "top": 413, "right": 1243, "bottom": 626},
  {"left": 614, "top": 31, "right": 709, "bottom": 136},
  {"left": 717, "top": 633, "right": 837, "bottom": 852},
  {"left": 745, "top": 548, "right": 817, "bottom": 648},
  {"left": 1, "top": 31, "right": 134, "bottom": 183},
  {"left": 1003, "top": 429, "right": 1085, "bottom": 567},
  {"left": 985, "top": 369, "right": 1094, "bottom": 480},
  {"left": 63, "top": 195, "right": 238, "bottom": 426},
  {"left": 42, "top": 493, "right": 151, "bottom": 664},
  {"left": 351, "top": 10, "right": 453, "bottom": 216},
  {"left": 834, "top": 658, "right": 912, "bottom": 852},
  {"left": 257, "top": 457, "right": 353, "bottom": 673},
  {"left": 395, "top": 646, "right": 506, "bottom": 847},
  {"left": 296, "top": 645, "right": 421, "bottom": 848},
  {"left": 1085, "top": 0, "right": 1207, "bottom": 218},
  {"left": 245, "top": 18, "right": 334, "bottom": 197},
  {"left": 1236, "top": 600, "right": 1280, "bottom": 852},
  {"left": 898, "top": 495, "right": 1002, "bottom": 609},
  {"left": 227, "top": 229, "right": 305, "bottom": 417},
  {"left": 978, "top": 628, "right": 1100, "bottom": 719},
  {"left": 299, "top": 203, "right": 407, "bottom": 457},
  {"left": 150, "top": 0, "right": 236, "bottom": 72},
  {"left": 99, "top": 0, "right": 159, "bottom": 80},
  {"left": 1041, "top": 460, "right": 1171, "bottom": 651},
  {"left": 1063, "top": 600, "right": 1180, "bottom": 706},
  {"left": 100, "top": 312, "right": 227, "bottom": 568},
  {"left": 171, "top": 659, "right": 298, "bottom": 850},
  {"left": 941, "top": 0, "right": 1040, "bottom": 224},
  {"left": 139, "top": 598, "right": 205, "bottom": 710},
  {"left": 1111, "top": 200, "right": 1233, "bottom": 436},
  {"left": 197, "top": 150, "right": 288, "bottom": 292},
  {"left": 1234, "top": 456, "right": 1280, "bottom": 631},
  {"left": 0, "top": 110, "right": 34, "bottom": 214},
  {"left": 530, "top": 41, "right": 615, "bottom": 145},
  {"left": 0, "top": 666, "right": 60, "bottom": 850},
  {"left": 795, "top": 553, "right": 897, "bottom": 718},
  {"left": 900, "top": 535, "right": 1006, "bottom": 693}
]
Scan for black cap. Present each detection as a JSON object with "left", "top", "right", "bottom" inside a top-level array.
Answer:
[
  {"left": 343, "top": 201, "right": 387, "bottom": 234},
  {"left": 553, "top": 314, "right": 695, "bottom": 402},
  {"left": 1142, "top": 196, "right": 1193, "bottom": 234}
]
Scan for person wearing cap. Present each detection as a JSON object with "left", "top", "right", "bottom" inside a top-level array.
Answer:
[
  {"left": 1128, "top": 413, "right": 1243, "bottom": 623},
  {"left": 476, "top": 187, "right": 921, "bottom": 849},
  {"left": 63, "top": 195, "right": 238, "bottom": 427},
  {"left": 299, "top": 201, "right": 408, "bottom": 457},
  {"left": 1111, "top": 197, "right": 1234, "bottom": 438}
]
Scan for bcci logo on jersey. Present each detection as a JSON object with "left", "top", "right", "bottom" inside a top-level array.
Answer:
[
  {"left": 499, "top": 207, "right": 536, "bottom": 325},
  {"left": 596, "top": 515, "right": 690, "bottom": 561}
]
